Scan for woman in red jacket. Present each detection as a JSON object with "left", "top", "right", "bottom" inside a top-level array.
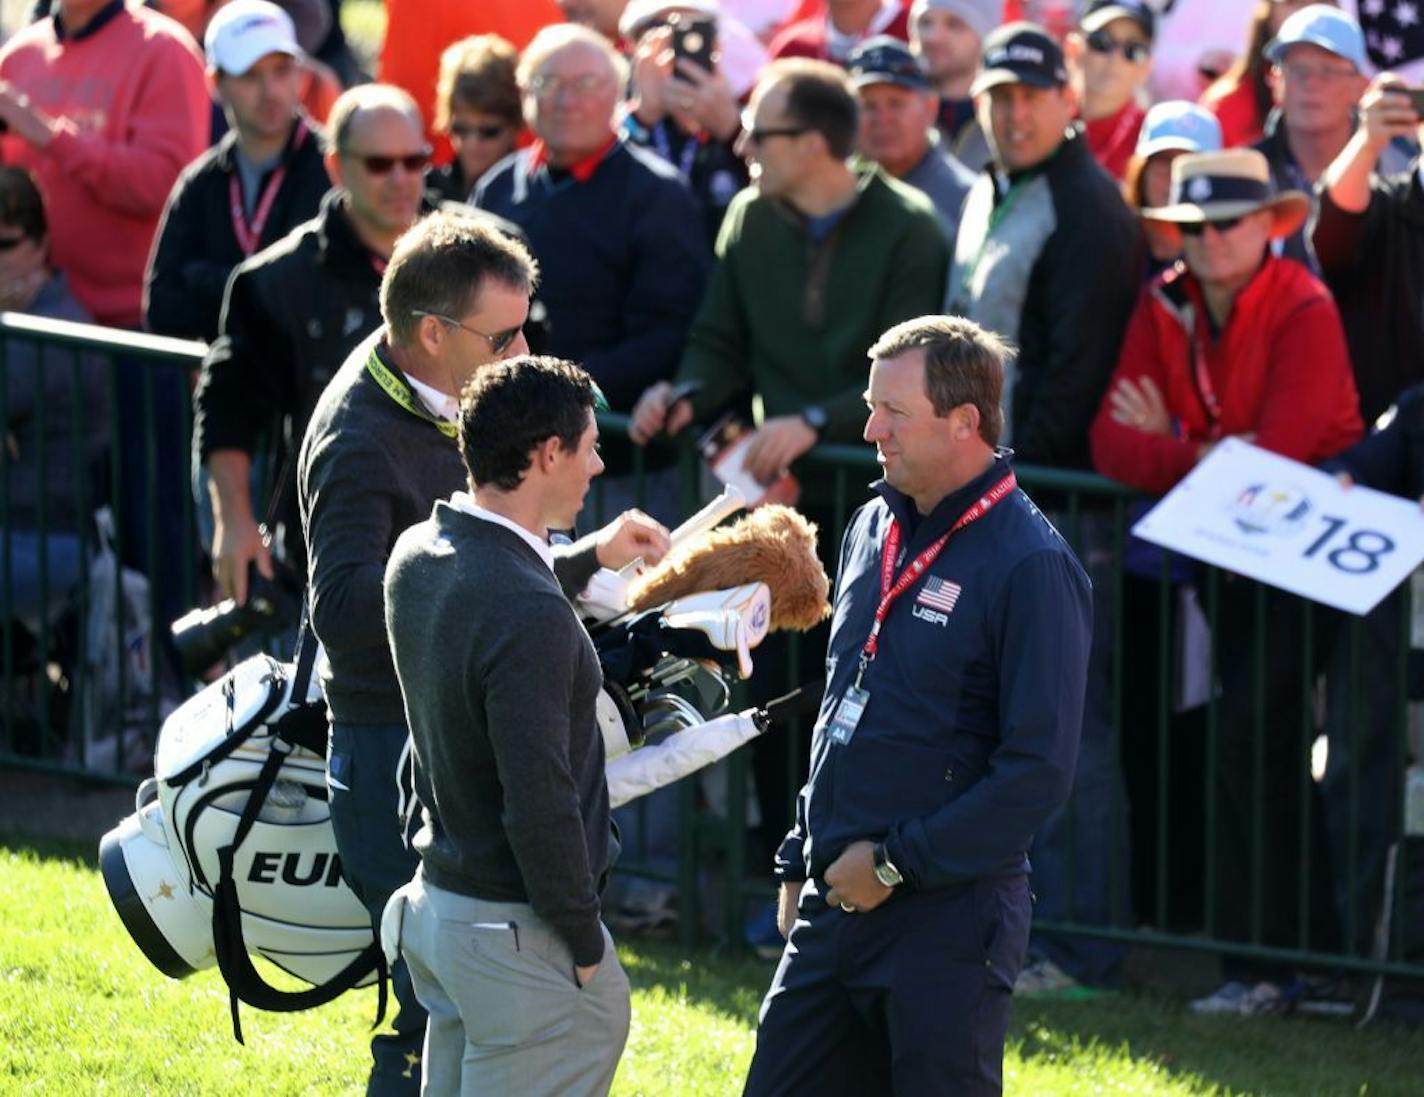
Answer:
[
  {"left": 1091, "top": 147, "right": 1360, "bottom": 493},
  {"left": 1092, "top": 147, "right": 1362, "bottom": 1017}
]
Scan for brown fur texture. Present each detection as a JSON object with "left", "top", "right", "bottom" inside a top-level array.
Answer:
[{"left": 626, "top": 506, "right": 831, "bottom": 632}]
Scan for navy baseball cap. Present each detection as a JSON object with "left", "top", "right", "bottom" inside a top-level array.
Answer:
[
  {"left": 971, "top": 22, "right": 1069, "bottom": 96},
  {"left": 847, "top": 35, "right": 931, "bottom": 92},
  {"left": 1080, "top": 1, "right": 1156, "bottom": 41}
]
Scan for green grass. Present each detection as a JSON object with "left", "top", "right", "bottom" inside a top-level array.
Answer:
[{"left": 2, "top": 835, "right": 1421, "bottom": 1095}]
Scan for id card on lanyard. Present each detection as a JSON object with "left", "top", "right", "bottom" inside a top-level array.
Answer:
[{"left": 826, "top": 473, "right": 1017, "bottom": 745}]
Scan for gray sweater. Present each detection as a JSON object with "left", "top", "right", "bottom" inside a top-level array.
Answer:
[
  {"left": 298, "top": 330, "right": 600, "bottom": 723},
  {"left": 385, "top": 502, "right": 613, "bottom": 965}
]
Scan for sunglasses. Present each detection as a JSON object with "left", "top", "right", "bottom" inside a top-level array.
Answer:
[
  {"left": 450, "top": 121, "right": 510, "bottom": 141},
  {"left": 343, "top": 148, "right": 432, "bottom": 175},
  {"left": 1178, "top": 216, "right": 1247, "bottom": 237},
  {"left": 1086, "top": 30, "right": 1151, "bottom": 64},
  {"left": 411, "top": 309, "right": 522, "bottom": 355},
  {"left": 738, "top": 109, "right": 809, "bottom": 145}
]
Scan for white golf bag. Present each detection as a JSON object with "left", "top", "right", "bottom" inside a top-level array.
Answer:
[{"left": 99, "top": 632, "right": 386, "bottom": 1042}]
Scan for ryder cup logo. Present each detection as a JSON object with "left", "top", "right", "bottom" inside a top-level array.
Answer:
[{"left": 1229, "top": 484, "right": 1313, "bottom": 537}]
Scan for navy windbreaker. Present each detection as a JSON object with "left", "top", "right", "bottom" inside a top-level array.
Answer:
[{"left": 774, "top": 454, "right": 1093, "bottom": 891}]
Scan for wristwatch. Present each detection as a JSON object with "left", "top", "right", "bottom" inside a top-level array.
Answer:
[
  {"left": 799, "top": 405, "right": 828, "bottom": 437},
  {"left": 872, "top": 841, "right": 903, "bottom": 888}
]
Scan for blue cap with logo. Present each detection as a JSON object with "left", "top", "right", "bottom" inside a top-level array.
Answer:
[
  {"left": 1080, "top": 1, "right": 1156, "bottom": 41},
  {"left": 1264, "top": 4, "right": 1367, "bottom": 72},
  {"left": 848, "top": 35, "right": 932, "bottom": 92},
  {"left": 1135, "top": 101, "right": 1223, "bottom": 159},
  {"left": 970, "top": 22, "right": 1069, "bottom": 96}
]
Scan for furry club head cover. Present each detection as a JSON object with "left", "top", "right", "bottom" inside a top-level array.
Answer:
[{"left": 626, "top": 506, "right": 831, "bottom": 632}]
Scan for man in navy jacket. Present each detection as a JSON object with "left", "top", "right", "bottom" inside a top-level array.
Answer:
[{"left": 743, "top": 315, "right": 1092, "bottom": 1097}]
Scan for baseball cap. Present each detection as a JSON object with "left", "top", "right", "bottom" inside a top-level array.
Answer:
[
  {"left": 847, "top": 36, "right": 931, "bottom": 92},
  {"left": 1263, "top": 4, "right": 1367, "bottom": 72},
  {"left": 1135, "top": 101, "right": 1222, "bottom": 159},
  {"left": 970, "top": 22, "right": 1069, "bottom": 97},
  {"left": 205, "top": 0, "right": 302, "bottom": 76},
  {"left": 1079, "top": 1, "right": 1156, "bottom": 41},
  {"left": 619, "top": 0, "right": 719, "bottom": 42}
]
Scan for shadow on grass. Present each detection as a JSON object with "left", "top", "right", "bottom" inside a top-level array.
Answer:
[
  {"left": 1, "top": 830, "right": 97, "bottom": 867},
  {"left": 1012, "top": 992, "right": 1424, "bottom": 1096},
  {"left": 620, "top": 938, "right": 771, "bottom": 1024}
]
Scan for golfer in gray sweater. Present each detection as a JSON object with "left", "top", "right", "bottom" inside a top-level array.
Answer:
[{"left": 384, "top": 356, "right": 639, "bottom": 1097}]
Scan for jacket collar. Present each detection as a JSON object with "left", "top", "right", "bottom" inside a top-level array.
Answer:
[
  {"left": 872, "top": 450, "right": 1015, "bottom": 546},
  {"left": 770, "top": 160, "right": 883, "bottom": 231},
  {"left": 1152, "top": 252, "right": 1284, "bottom": 337},
  {"left": 53, "top": 0, "right": 123, "bottom": 42},
  {"left": 215, "top": 114, "right": 313, "bottom": 173},
  {"left": 527, "top": 135, "right": 619, "bottom": 183},
  {"left": 316, "top": 189, "right": 439, "bottom": 274}
]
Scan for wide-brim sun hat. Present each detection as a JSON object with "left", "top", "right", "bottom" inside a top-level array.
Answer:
[{"left": 1141, "top": 148, "right": 1310, "bottom": 240}]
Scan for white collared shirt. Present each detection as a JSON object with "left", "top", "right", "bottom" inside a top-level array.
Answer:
[
  {"left": 448, "top": 491, "right": 555, "bottom": 573},
  {"left": 404, "top": 371, "right": 459, "bottom": 423}
]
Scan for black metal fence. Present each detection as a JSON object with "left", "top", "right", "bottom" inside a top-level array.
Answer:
[{"left": 4, "top": 316, "right": 1421, "bottom": 988}]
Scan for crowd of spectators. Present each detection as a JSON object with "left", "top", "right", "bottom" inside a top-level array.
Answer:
[{"left": 3, "top": 0, "right": 1423, "bottom": 1025}]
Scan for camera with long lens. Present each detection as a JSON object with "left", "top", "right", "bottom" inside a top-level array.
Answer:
[{"left": 171, "top": 562, "right": 302, "bottom": 676}]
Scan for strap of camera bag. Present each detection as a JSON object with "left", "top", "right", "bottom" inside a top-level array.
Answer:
[{"left": 210, "top": 734, "right": 388, "bottom": 1044}]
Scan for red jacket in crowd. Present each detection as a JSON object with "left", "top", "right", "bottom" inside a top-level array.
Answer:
[
  {"left": 1201, "top": 76, "right": 1265, "bottom": 149},
  {"left": 1090, "top": 256, "right": 1363, "bottom": 495},
  {"left": 0, "top": 3, "right": 208, "bottom": 328},
  {"left": 769, "top": 1, "right": 911, "bottom": 61}
]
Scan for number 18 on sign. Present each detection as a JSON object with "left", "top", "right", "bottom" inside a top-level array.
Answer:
[{"left": 1131, "top": 438, "right": 1424, "bottom": 616}]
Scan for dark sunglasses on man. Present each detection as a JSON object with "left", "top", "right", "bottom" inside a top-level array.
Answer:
[
  {"left": 1178, "top": 215, "right": 1247, "bottom": 237},
  {"left": 1086, "top": 29, "right": 1150, "bottom": 64},
  {"left": 344, "top": 147, "right": 432, "bottom": 175},
  {"left": 410, "top": 309, "right": 523, "bottom": 355},
  {"left": 449, "top": 122, "right": 509, "bottom": 141}
]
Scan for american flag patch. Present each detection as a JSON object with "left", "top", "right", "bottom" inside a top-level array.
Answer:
[{"left": 917, "top": 577, "right": 962, "bottom": 614}]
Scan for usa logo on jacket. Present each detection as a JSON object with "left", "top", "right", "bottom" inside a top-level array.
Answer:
[{"left": 913, "top": 577, "right": 962, "bottom": 626}]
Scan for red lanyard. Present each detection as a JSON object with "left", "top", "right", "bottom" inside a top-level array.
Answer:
[
  {"left": 858, "top": 472, "right": 1017, "bottom": 680},
  {"left": 1190, "top": 307, "right": 1223, "bottom": 440},
  {"left": 229, "top": 120, "right": 308, "bottom": 257}
]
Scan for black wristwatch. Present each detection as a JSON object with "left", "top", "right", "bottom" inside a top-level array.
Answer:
[
  {"left": 872, "top": 841, "right": 903, "bottom": 888},
  {"left": 799, "top": 405, "right": 828, "bottom": 437}
]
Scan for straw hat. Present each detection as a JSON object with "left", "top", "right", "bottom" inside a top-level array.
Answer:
[{"left": 1141, "top": 148, "right": 1309, "bottom": 240}]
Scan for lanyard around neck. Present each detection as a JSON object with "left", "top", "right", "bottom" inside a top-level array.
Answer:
[
  {"left": 855, "top": 472, "right": 1017, "bottom": 686},
  {"left": 364, "top": 344, "right": 459, "bottom": 439}
]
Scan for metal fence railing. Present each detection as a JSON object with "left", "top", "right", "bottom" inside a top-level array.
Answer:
[
  {"left": 5, "top": 316, "right": 1421, "bottom": 986},
  {"left": 1, "top": 313, "right": 205, "bottom": 782}
]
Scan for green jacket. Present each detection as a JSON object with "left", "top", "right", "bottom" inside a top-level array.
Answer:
[{"left": 678, "top": 164, "right": 951, "bottom": 443}]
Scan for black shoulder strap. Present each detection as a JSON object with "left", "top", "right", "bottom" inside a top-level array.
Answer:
[{"left": 210, "top": 739, "right": 388, "bottom": 1043}]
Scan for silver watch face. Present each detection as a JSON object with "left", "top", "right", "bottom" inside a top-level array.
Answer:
[{"left": 875, "top": 862, "right": 902, "bottom": 887}]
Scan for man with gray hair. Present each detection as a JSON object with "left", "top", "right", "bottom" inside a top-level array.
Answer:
[
  {"left": 474, "top": 22, "right": 708, "bottom": 523},
  {"left": 196, "top": 83, "right": 432, "bottom": 608},
  {"left": 909, "top": 0, "right": 1002, "bottom": 171},
  {"left": 744, "top": 313, "right": 1091, "bottom": 1095}
]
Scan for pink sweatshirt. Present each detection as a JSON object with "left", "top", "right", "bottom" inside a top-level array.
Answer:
[{"left": 0, "top": 4, "right": 208, "bottom": 328}]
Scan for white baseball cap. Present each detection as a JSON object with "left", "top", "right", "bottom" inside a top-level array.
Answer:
[{"left": 205, "top": 0, "right": 302, "bottom": 76}]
